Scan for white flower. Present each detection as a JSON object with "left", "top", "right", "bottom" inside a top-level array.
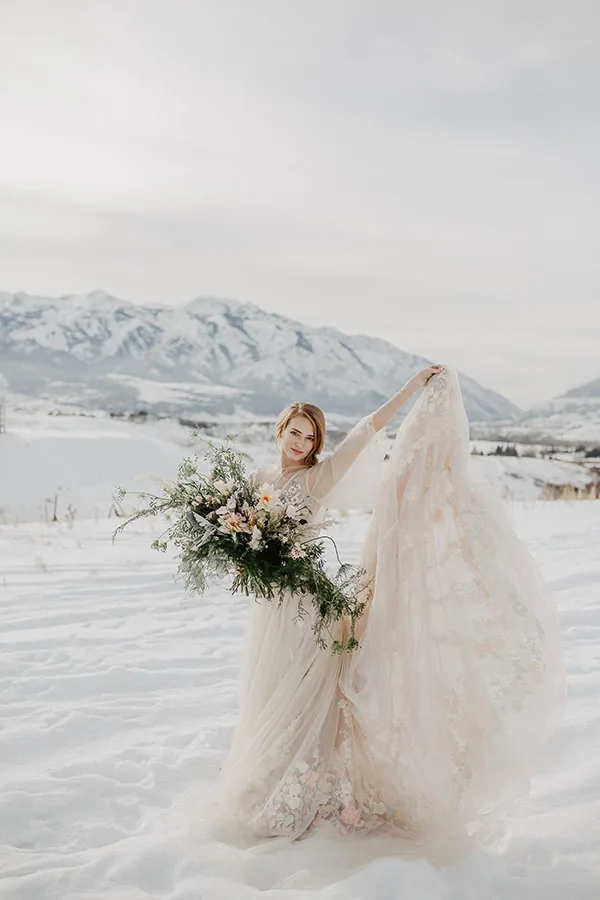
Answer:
[
  {"left": 257, "top": 483, "right": 283, "bottom": 513},
  {"left": 213, "top": 478, "right": 229, "bottom": 493},
  {"left": 285, "top": 503, "right": 300, "bottom": 520},
  {"left": 249, "top": 525, "right": 263, "bottom": 550},
  {"left": 290, "top": 544, "right": 306, "bottom": 559}
]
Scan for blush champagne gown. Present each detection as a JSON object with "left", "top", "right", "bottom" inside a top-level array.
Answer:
[{"left": 208, "top": 366, "right": 565, "bottom": 850}]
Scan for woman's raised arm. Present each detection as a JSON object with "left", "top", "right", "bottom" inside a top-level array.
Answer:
[
  {"left": 305, "top": 364, "right": 444, "bottom": 503},
  {"left": 371, "top": 364, "right": 444, "bottom": 432},
  {"left": 305, "top": 413, "right": 378, "bottom": 503}
]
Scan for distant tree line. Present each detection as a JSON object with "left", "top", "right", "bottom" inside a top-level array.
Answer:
[{"left": 472, "top": 443, "right": 600, "bottom": 459}]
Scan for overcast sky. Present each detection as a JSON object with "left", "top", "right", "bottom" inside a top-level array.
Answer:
[{"left": 1, "top": 1, "right": 599, "bottom": 407}]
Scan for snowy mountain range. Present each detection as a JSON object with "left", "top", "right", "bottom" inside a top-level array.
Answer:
[
  {"left": 0, "top": 290, "right": 521, "bottom": 422},
  {"left": 508, "top": 377, "right": 600, "bottom": 444}
]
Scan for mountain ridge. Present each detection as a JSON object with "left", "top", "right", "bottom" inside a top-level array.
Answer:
[
  {"left": 561, "top": 376, "right": 600, "bottom": 399},
  {"left": 0, "top": 289, "right": 521, "bottom": 421}
]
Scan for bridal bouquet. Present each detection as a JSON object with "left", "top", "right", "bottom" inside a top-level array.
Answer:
[{"left": 113, "top": 443, "right": 368, "bottom": 653}]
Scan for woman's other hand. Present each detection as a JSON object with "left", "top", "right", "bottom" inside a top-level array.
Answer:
[
  {"left": 372, "top": 364, "right": 446, "bottom": 432},
  {"left": 412, "top": 364, "right": 445, "bottom": 390}
]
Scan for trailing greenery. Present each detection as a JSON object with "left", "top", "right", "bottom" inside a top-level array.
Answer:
[{"left": 113, "top": 442, "right": 369, "bottom": 653}]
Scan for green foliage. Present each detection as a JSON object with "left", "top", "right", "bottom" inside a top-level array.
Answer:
[{"left": 113, "top": 441, "right": 369, "bottom": 653}]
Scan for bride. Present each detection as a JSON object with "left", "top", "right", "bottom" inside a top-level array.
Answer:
[{"left": 209, "top": 364, "right": 565, "bottom": 850}]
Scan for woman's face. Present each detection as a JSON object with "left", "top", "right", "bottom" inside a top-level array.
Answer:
[{"left": 280, "top": 415, "right": 315, "bottom": 465}]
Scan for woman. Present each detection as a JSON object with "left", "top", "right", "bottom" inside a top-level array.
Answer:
[{"left": 209, "top": 364, "right": 564, "bottom": 851}]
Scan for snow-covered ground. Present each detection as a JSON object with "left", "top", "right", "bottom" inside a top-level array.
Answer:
[
  {"left": 1, "top": 503, "right": 599, "bottom": 899},
  {"left": 105, "top": 374, "right": 252, "bottom": 412},
  {"left": 0, "top": 407, "right": 216, "bottom": 524},
  {"left": 2, "top": 406, "right": 598, "bottom": 525},
  {"left": 519, "top": 396, "right": 600, "bottom": 445},
  {"left": 471, "top": 454, "right": 599, "bottom": 501}
]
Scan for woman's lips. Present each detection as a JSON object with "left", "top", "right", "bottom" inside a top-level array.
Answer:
[{"left": 291, "top": 449, "right": 302, "bottom": 454}]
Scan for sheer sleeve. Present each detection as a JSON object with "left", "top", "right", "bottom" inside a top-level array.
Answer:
[{"left": 305, "top": 413, "right": 377, "bottom": 504}]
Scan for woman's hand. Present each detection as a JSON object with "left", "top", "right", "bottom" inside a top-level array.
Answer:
[
  {"left": 412, "top": 364, "right": 444, "bottom": 390},
  {"left": 372, "top": 364, "right": 446, "bottom": 432}
]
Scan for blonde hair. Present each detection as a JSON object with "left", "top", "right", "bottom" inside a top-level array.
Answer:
[{"left": 275, "top": 402, "right": 325, "bottom": 467}]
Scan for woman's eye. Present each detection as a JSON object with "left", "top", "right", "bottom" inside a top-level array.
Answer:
[{"left": 290, "top": 431, "right": 313, "bottom": 440}]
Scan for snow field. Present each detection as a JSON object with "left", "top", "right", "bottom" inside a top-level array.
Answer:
[
  {"left": 2, "top": 407, "right": 597, "bottom": 528},
  {"left": 0, "top": 503, "right": 599, "bottom": 898}
]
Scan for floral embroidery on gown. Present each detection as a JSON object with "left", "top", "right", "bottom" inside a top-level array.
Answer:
[{"left": 208, "top": 367, "right": 565, "bottom": 850}]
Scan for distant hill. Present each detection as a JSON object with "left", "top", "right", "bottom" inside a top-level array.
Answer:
[
  {"left": 507, "top": 374, "right": 600, "bottom": 444},
  {"left": 0, "top": 290, "right": 520, "bottom": 421},
  {"left": 562, "top": 376, "right": 600, "bottom": 399},
  {"left": 471, "top": 370, "right": 600, "bottom": 449}
]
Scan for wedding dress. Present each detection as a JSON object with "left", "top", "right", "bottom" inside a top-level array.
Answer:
[{"left": 208, "top": 366, "right": 565, "bottom": 850}]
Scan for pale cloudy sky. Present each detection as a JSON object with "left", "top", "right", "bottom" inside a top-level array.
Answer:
[{"left": 1, "top": 0, "right": 599, "bottom": 407}]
